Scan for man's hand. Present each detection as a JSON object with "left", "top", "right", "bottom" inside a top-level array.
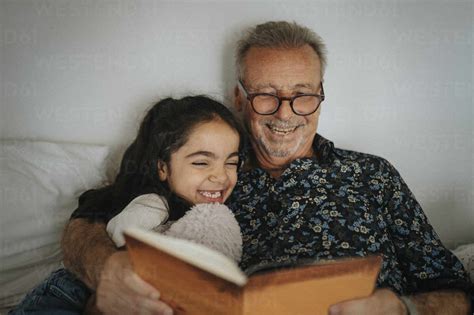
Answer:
[
  {"left": 62, "top": 219, "right": 174, "bottom": 314},
  {"left": 96, "top": 251, "right": 174, "bottom": 315},
  {"left": 329, "top": 288, "right": 406, "bottom": 315},
  {"left": 329, "top": 288, "right": 471, "bottom": 315}
]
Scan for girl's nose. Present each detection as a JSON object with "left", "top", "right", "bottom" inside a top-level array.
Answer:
[{"left": 209, "top": 167, "right": 228, "bottom": 183}]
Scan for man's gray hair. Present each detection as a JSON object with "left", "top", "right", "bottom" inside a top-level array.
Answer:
[{"left": 236, "top": 21, "right": 327, "bottom": 80}]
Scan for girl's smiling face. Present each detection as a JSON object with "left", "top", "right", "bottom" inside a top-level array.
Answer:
[{"left": 158, "top": 118, "right": 240, "bottom": 205}]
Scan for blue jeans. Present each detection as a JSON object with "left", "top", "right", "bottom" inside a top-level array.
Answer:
[{"left": 9, "top": 268, "right": 92, "bottom": 315}]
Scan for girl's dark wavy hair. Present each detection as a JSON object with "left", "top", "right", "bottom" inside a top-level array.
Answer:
[{"left": 77, "top": 96, "right": 246, "bottom": 222}]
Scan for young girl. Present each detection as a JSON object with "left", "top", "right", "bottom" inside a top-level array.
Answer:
[
  {"left": 11, "top": 95, "right": 246, "bottom": 315},
  {"left": 105, "top": 95, "right": 246, "bottom": 261}
]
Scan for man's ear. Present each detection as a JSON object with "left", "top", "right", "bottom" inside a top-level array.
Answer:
[
  {"left": 157, "top": 161, "right": 168, "bottom": 181},
  {"left": 234, "top": 85, "right": 243, "bottom": 112}
]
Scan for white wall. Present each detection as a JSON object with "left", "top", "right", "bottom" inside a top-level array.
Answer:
[{"left": 1, "top": 0, "right": 472, "bottom": 248}]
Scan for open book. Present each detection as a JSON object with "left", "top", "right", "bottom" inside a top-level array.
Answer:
[{"left": 124, "top": 228, "right": 382, "bottom": 315}]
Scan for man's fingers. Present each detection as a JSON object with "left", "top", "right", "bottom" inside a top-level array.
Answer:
[
  {"left": 329, "top": 299, "right": 367, "bottom": 315},
  {"left": 97, "top": 252, "right": 173, "bottom": 314},
  {"left": 329, "top": 289, "right": 405, "bottom": 315},
  {"left": 141, "top": 298, "right": 174, "bottom": 315},
  {"left": 124, "top": 271, "right": 161, "bottom": 299}
]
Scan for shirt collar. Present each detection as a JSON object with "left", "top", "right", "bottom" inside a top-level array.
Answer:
[
  {"left": 242, "top": 133, "right": 335, "bottom": 172},
  {"left": 312, "top": 133, "right": 335, "bottom": 164}
]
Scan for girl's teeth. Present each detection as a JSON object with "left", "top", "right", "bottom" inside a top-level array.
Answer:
[{"left": 201, "top": 191, "right": 221, "bottom": 198}]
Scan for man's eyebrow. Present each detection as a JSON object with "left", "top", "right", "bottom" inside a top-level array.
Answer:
[
  {"left": 252, "top": 83, "right": 316, "bottom": 90},
  {"left": 293, "top": 83, "right": 316, "bottom": 89}
]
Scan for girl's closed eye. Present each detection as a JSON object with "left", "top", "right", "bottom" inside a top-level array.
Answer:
[
  {"left": 192, "top": 161, "right": 209, "bottom": 167},
  {"left": 225, "top": 159, "right": 240, "bottom": 168}
]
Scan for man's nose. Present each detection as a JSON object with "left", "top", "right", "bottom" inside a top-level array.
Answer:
[{"left": 273, "top": 99, "right": 294, "bottom": 120}]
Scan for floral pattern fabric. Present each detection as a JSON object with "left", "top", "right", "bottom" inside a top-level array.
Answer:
[{"left": 227, "top": 134, "right": 471, "bottom": 295}]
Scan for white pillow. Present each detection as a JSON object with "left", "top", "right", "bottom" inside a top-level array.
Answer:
[
  {"left": 453, "top": 243, "right": 474, "bottom": 283},
  {"left": 0, "top": 140, "right": 109, "bottom": 309}
]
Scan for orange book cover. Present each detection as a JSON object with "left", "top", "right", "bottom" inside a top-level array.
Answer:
[{"left": 124, "top": 228, "right": 382, "bottom": 315}]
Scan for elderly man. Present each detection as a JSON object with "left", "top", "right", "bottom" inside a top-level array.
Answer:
[
  {"left": 226, "top": 22, "right": 472, "bottom": 314},
  {"left": 14, "top": 21, "right": 471, "bottom": 315}
]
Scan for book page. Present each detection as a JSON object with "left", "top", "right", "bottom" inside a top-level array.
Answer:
[{"left": 124, "top": 227, "right": 247, "bottom": 286}]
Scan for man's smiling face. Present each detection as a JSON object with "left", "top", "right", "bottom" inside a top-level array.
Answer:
[{"left": 235, "top": 45, "right": 323, "bottom": 170}]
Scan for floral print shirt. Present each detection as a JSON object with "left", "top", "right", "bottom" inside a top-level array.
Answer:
[{"left": 227, "top": 134, "right": 471, "bottom": 295}]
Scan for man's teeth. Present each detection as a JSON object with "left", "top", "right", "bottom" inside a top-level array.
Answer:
[
  {"left": 200, "top": 191, "right": 222, "bottom": 198},
  {"left": 268, "top": 125, "right": 296, "bottom": 135}
]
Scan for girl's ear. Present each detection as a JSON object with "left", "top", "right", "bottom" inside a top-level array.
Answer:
[{"left": 157, "top": 160, "right": 168, "bottom": 181}]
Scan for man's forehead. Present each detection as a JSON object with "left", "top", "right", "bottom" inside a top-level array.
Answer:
[
  {"left": 243, "top": 45, "right": 321, "bottom": 65},
  {"left": 241, "top": 45, "right": 322, "bottom": 88}
]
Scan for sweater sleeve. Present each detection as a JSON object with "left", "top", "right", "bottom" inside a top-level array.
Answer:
[{"left": 106, "top": 193, "right": 169, "bottom": 247}]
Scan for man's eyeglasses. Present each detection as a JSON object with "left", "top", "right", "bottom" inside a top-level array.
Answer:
[{"left": 238, "top": 80, "right": 325, "bottom": 116}]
